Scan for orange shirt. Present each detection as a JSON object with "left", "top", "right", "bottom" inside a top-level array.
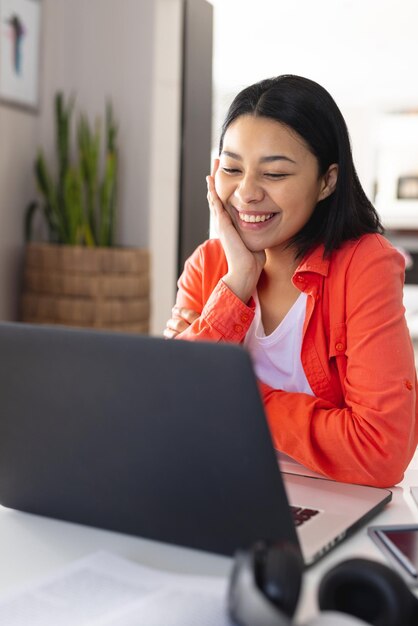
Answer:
[{"left": 175, "top": 234, "right": 418, "bottom": 487}]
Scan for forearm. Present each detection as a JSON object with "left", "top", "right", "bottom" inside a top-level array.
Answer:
[
  {"left": 259, "top": 382, "right": 417, "bottom": 487},
  {"left": 176, "top": 279, "right": 255, "bottom": 343}
]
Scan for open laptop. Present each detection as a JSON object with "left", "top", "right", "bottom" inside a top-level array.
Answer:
[{"left": 0, "top": 322, "right": 391, "bottom": 566}]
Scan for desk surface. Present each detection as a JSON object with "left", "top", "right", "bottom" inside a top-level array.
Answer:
[{"left": 1, "top": 459, "right": 418, "bottom": 623}]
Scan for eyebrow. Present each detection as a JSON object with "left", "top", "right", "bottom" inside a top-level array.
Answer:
[{"left": 221, "top": 150, "right": 296, "bottom": 164}]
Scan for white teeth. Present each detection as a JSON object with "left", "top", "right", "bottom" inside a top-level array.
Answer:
[{"left": 238, "top": 213, "right": 274, "bottom": 223}]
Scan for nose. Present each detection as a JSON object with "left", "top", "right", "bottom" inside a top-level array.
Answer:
[{"left": 234, "top": 173, "right": 264, "bottom": 205}]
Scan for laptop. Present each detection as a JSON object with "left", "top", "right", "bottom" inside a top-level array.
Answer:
[{"left": 0, "top": 322, "right": 391, "bottom": 566}]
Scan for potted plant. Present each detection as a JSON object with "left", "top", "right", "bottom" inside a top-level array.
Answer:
[{"left": 21, "top": 93, "right": 150, "bottom": 333}]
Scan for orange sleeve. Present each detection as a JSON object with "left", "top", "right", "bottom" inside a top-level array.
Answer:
[
  {"left": 261, "top": 241, "right": 418, "bottom": 488},
  {"left": 175, "top": 241, "right": 255, "bottom": 343}
]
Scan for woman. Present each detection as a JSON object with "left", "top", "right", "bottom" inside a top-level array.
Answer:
[{"left": 164, "top": 75, "right": 418, "bottom": 487}]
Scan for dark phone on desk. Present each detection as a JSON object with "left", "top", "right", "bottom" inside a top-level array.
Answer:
[{"left": 368, "top": 524, "right": 418, "bottom": 585}]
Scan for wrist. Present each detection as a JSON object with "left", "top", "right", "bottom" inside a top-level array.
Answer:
[{"left": 223, "top": 273, "right": 255, "bottom": 304}]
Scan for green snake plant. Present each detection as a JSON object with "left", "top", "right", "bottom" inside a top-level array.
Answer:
[{"left": 25, "top": 93, "right": 118, "bottom": 247}]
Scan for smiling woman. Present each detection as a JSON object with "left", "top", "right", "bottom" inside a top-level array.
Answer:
[
  {"left": 164, "top": 75, "right": 418, "bottom": 488},
  {"left": 210, "top": 114, "right": 337, "bottom": 330},
  {"left": 215, "top": 116, "right": 337, "bottom": 277}
]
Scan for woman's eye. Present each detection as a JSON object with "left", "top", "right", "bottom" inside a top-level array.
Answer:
[
  {"left": 221, "top": 167, "right": 240, "bottom": 174},
  {"left": 220, "top": 168, "right": 287, "bottom": 179}
]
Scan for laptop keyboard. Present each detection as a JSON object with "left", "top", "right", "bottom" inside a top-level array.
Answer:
[{"left": 290, "top": 505, "right": 321, "bottom": 527}]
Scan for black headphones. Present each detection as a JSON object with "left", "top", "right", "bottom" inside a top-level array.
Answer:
[{"left": 228, "top": 541, "right": 418, "bottom": 626}]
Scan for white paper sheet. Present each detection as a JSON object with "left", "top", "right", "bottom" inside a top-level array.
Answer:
[{"left": 0, "top": 552, "right": 233, "bottom": 626}]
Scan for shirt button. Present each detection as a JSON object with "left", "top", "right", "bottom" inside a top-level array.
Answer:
[
  {"left": 241, "top": 313, "right": 249, "bottom": 323},
  {"left": 335, "top": 342, "right": 345, "bottom": 352},
  {"left": 234, "top": 324, "right": 243, "bottom": 333},
  {"left": 405, "top": 380, "right": 413, "bottom": 391}
]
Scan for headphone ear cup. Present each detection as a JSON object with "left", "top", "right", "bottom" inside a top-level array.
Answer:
[
  {"left": 228, "top": 541, "right": 302, "bottom": 626},
  {"left": 258, "top": 541, "right": 303, "bottom": 617},
  {"left": 318, "top": 557, "right": 418, "bottom": 626}
]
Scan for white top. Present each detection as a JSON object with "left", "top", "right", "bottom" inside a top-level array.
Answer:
[{"left": 244, "top": 291, "right": 314, "bottom": 395}]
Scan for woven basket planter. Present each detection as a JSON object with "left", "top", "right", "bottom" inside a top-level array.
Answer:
[{"left": 21, "top": 243, "right": 150, "bottom": 334}]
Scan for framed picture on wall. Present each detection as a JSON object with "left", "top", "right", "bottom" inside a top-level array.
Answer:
[{"left": 0, "top": 0, "right": 41, "bottom": 111}]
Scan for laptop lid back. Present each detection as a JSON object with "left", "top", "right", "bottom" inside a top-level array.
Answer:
[{"left": 0, "top": 322, "right": 300, "bottom": 556}]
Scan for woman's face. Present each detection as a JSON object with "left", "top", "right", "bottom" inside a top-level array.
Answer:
[{"left": 215, "top": 115, "right": 336, "bottom": 254}]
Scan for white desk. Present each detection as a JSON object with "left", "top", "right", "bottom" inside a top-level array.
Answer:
[{"left": 1, "top": 460, "right": 418, "bottom": 623}]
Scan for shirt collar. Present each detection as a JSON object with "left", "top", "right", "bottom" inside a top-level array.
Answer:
[{"left": 294, "top": 244, "right": 330, "bottom": 277}]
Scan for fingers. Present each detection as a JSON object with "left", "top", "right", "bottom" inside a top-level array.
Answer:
[
  {"left": 206, "top": 174, "right": 224, "bottom": 220},
  {"left": 163, "top": 307, "right": 199, "bottom": 339},
  {"left": 211, "top": 158, "right": 220, "bottom": 177},
  {"left": 163, "top": 317, "right": 188, "bottom": 339},
  {"left": 163, "top": 327, "right": 178, "bottom": 339},
  {"left": 207, "top": 159, "right": 222, "bottom": 215}
]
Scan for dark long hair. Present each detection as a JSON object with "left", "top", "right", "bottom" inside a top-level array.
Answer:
[{"left": 219, "top": 75, "right": 383, "bottom": 258}]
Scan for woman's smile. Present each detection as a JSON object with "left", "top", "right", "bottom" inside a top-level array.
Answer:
[{"left": 232, "top": 205, "right": 279, "bottom": 228}]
